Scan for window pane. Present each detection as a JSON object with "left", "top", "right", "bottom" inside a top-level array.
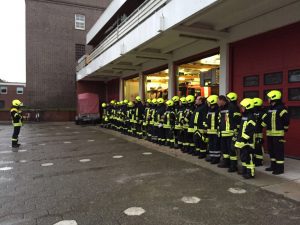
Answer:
[
  {"left": 264, "top": 72, "right": 283, "bottom": 85},
  {"left": 289, "top": 106, "right": 300, "bottom": 119},
  {"left": 0, "top": 86, "right": 7, "bottom": 94},
  {"left": 288, "top": 88, "right": 300, "bottom": 101},
  {"left": 0, "top": 100, "right": 4, "bottom": 109},
  {"left": 288, "top": 69, "right": 300, "bottom": 83},
  {"left": 75, "top": 44, "right": 86, "bottom": 61},
  {"left": 75, "top": 14, "right": 85, "bottom": 30},
  {"left": 243, "top": 91, "right": 259, "bottom": 98},
  {"left": 243, "top": 75, "right": 259, "bottom": 87}
]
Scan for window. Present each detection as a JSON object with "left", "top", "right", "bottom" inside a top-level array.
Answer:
[
  {"left": 288, "top": 69, "right": 300, "bottom": 83},
  {"left": 0, "top": 86, "right": 7, "bottom": 94},
  {"left": 16, "top": 87, "right": 24, "bottom": 95},
  {"left": 264, "top": 89, "right": 282, "bottom": 101},
  {"left": 75, "top": 44, "right": 86, "bottom": 61},
  {"left": 243, "top": 91, "right": 259, "bottom": 98},
  {"left": 243, "top": 75, "right": 259, "bottom": 87},
  {"left": 264, "top": 72, "right": 283, "bottom": 85},
  {"left": 75, "top": 14, "right": 85, "bottom": 30},
  {"left": 0, "top": 100, "right": 4, "bottom": 109},
  {"left": 289, "top": 106, "right": 300, "bottom": 119},
  {"left": 288, "top": 88, "right": 300, "bottom": 101}
]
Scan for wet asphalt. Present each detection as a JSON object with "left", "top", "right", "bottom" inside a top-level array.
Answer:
[{"left": 0, "top": 122, "right": 299, "bottom": 225}]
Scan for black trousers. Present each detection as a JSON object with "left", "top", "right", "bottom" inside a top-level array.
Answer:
[
  {"left": 220, "top": 136, "right": 237, "bottom": 168},
  {"left": 165, "top": 128, "right": 174, "bottom": 146},
  {"left": 208, "top": 134, "right": 220, "bottom": 160},
  {"left": 267, "top": 136, "right": 285, "bottom": 172},
  {"left": 12, "top": 126, "right": 21, "bottom": 145},
  {"left": 240, "top": 146, "right": 255, "bottom": 177},
  {"left": 254, "top": 138, "right": 263, "bottom": 165},
  {"left": 193, "top": 131, "right": 207, "bottom": 156}
]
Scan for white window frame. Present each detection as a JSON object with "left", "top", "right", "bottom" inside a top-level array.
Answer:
[
  {"left": 0, "top": 86, "right": 7, "bottom": 94},
  {"left": 75, "top": 14, "right": 85, "bottom": 30},
  {"left": 16, "top": 87, "right": 24, "bottom": 95}
]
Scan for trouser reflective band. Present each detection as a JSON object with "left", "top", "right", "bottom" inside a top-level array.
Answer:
[
  {"left": 230, "top": 156, "right": 238, "bottom": 161},
  {"left": 200, "top": 149, "right": 206, "bottom": 153},
  {"left": 271, "top": 158, "right": 276, "bottom": 161},
  {"left": 255, "top": 154, "right": 263, "bottom": 159},
  {"left": 223, "top": 154, "right": 230, "bottom": 159},
  {"left": 190, "top": 143, "right": 195, "bottom": 147},
  {"left": 12, "top": 138, "right": 18, "bottom": 141},
  {"left": 276, "top": 161, "right": 284, "bottom": 164}
]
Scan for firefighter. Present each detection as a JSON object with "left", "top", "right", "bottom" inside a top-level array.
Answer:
[
  {"left": 204, "top": 95, "right": 220, "bottom": 164},
  {"left": 217, "top": 95, "right": 238, "bottom": 172},
  {"left": 101, "top": 103, "right": 108, "bottom": 128},
  {"left": 11, "top": 99, "right": 24, "bottom": 150},
  {"left": 156, "top": 98, "right": 166, "bottom": 145},
  {"left": 149, "top": 98, "right": 158, "bottom": 142},
  {"left": 182, "top": 95, "right": 196, "bottom": 154},
  {"left": 235, "top": 98, "right": 256, "bottom": 179},
  {"left": 262, "top": 90, "right": 289, "bottom": 175},
  {"left": 192, "top": 96, "right": 208, "bottom": 158},
  {"left": 134, "top": 96, "right": 144, "bottom": 139},
  {"left": 143, "top": 99, "right": 152, "bottom": 139},
  {"left": 172, "top": 96, "right": 180, "bottom": 114},
  {"left": 127, "top": 101, "right": 135, "bottom": 136},
  {"left": 253, "top": 97, "right": 264, "bottom": 166},
  {"left": 163, "top": 100, "right": 176, "bottom": 148},
  {"left": 174, "top": 97, "right": 187, "bottom": 149}
]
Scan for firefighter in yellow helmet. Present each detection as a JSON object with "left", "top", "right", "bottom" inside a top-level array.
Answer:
[
  {"left": 163, "top": 100, "right": 176, "bottom": 148},
  {"left": 155, "top": 98, "right": 166, "bottom": 145},
  {"left": 11, "top": 99, "right": 24, "bottom": 150},
  {"left": 149, "top": 98, "right": 158, "bottom": 142},
  {"left": 174, "top": 97, "right": 187, "bottom": 149},
  {"left": 234, "top": 98, "right": 256, "bottom": 179},
  {"left": 127, "top": 101, "right": 135, "bottom": 135},
  {"left": 172, "top": 96, "right": 180, "bottom": 114},
  {"left": 134, "top": 96, "right": 145, "bottom": 138},
  {"left": 204, "top": 95, "right": 220, "bottom": 164},
  {"left": 253, "top": 97, "right": 264, "bottom": 166},
  {"left": 100, "top": 102, "right": 108, "bottom": 128},
  {"left": 182, "top": 95, "right": 196, "bottom": 153},
  {"left": 143, "top": 99, "right": 152, "bottom": 138},
  {"left": 262, "top": 90, "right": 289, "bottom": 175}
]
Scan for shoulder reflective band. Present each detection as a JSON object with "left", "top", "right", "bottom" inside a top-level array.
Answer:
[
  {"left": 280, "top": 109, "right": 287, "bottom": 117},
  {"left": 194, "top": 112, "right": 199, "bottom": 126}
]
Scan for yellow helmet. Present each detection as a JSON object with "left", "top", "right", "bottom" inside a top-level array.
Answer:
[
  {"left": 172, "top": 96, "right": 180, "bottom": 103},
  {"left": 267, "top": 90, "right": 282, "bottom": 100},
  {"left": 240, "top": 98, "right": 254, "bottom": 110},
  {"left": 166, "top": 100, "right": 174, "bottom": 107},
  {"left": 120, "top": 101, "right": 124, "bottom": 105},
  {"left": 186, "top": 95, "right": 195, "bottom": 104},
  {"left": 102, "top": 103, "right": 107, "bottom": 108},
  {"left": 110, "top": 100, "right": 116, "bottom": 105},
  {"left": 207, "top": 95, "right": 218, "bottom": 105},
  {"left": 157, "top": 98, "right": 164, "bottom": 104},
  {"left": 180, "top": 97, "right": 187, "bottom": 104},
  {"left": 253, "top": 98, "right": 263, "bottom": 107},
  {"left": 12, "top": 99, "right": 23, "bottom": 107},
  {"left": 128, "top": 101, "right": 134, "bottom": 108},
  {"left": 147, "top": 99, "right": 152, "bottom": 104},
  {"left": 136, "top": 96, "right": 142, "bottom": 102},
  {"left": 152, "top": 98, "right": 157, "bottom": 105},
  {"left": 227, "top": 92, "right": 238, "bottom": 101},
  {"left": 124, "top": 99, "right": 129, "bottom": 104}
]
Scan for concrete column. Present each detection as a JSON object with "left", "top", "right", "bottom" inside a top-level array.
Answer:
[
  {"left": 119, "top": 78, "right": 124, "bottom": 101},
  {"left": 138, "top": 72, "right": 145, "bottom": 101},
  {"left": 168, "top": 61, "right": 177, "bottom": 98},
  {"left": 219, "top": 41, "right": 230, "bottom": 95}
]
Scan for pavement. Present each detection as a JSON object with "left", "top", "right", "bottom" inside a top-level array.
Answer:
[{"left": 0, "top": 122, "right": 299, "bottom": 225}]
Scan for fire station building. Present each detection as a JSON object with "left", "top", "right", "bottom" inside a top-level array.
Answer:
[{"left": 76, "top": 0, "right": 300, "bottom": 158}]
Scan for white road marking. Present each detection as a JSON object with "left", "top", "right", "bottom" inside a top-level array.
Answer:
[
  {"left": 64, "top": 141, "right": 72, "bottom": 144},
  {"left": 53, "top": 221, "right": 78, "bottom": 225},
  {"left": 228, "top": 187, "right": 247, "bottom": 194},
  {"left": 19, "top": 160, "right": 27, "bottom": 163},
  {"left": 142, "top": 152, "right": 152, "bottom": 155},
  {"left": 87, "top": 140, "right": 95, "bottom": 142},
  {"left": 65, "top": 127, "right": 71, "bottom": 129},
  {"left": 18, "top": 149, "right": 27, "bottom": 152},
  {"left": 0, "top": 161, "right": 14, "bottom": 165},
  {"left": 73, "top": 131, "right": 80, "bottom": 134},
  {"left": 113, "top": 155, "right": 123, "bottom": 159},
  {"left": 41, "top": 163, "right": 54, "bottom": 167},
  {"left": 0, "top": 151, "right": 12, "bottom": 154},
  {"left": 79, "top": 159, "right": 91, "bottom": 163},
  {"left": 181, "top": 196, "right": 201, "bottom": 204},
  {"left": 0, "top": 167, "right": 13, "bottom": 171},
  {"left": 124, "top": 207, "right": 146, "bottom": 216},
  {"left": 39, "top": 143, "right": 46, "bottom": 146}
]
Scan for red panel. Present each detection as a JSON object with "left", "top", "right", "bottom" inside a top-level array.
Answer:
[
  {"left": 230, "top": 22, "right": 300, "bottom": 158},
  {"left": 107, "top": 78, "right": 120, "bottom": 101}
]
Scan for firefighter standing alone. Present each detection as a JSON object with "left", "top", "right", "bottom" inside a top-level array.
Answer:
[{"left": 11, "top": 99, "right": 24, "bottom": 150}]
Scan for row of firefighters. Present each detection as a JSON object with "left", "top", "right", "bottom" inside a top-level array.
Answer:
[{"left": 101, "top": 90, "right": 289, "bottom": 179}]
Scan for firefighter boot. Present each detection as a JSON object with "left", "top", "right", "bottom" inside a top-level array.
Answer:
[
  {"left": 243, "top": 168, "right": 254, "bottom": 179},
  {"left": 218, "top": 158, "right": 230, "bottom": 168},
  {"left": 228, "top": 161, "right": 238, "bottom": 173},
  {"left": 272, "top": 164, "right": 284, "bottom": 175},
  {"left": 265, "top": 161, "right": 276, "bottom": 172}
]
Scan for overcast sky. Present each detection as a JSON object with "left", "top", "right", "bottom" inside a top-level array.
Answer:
[{"left": 0, "top": 0, "right": 26, "bottom": 83}]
